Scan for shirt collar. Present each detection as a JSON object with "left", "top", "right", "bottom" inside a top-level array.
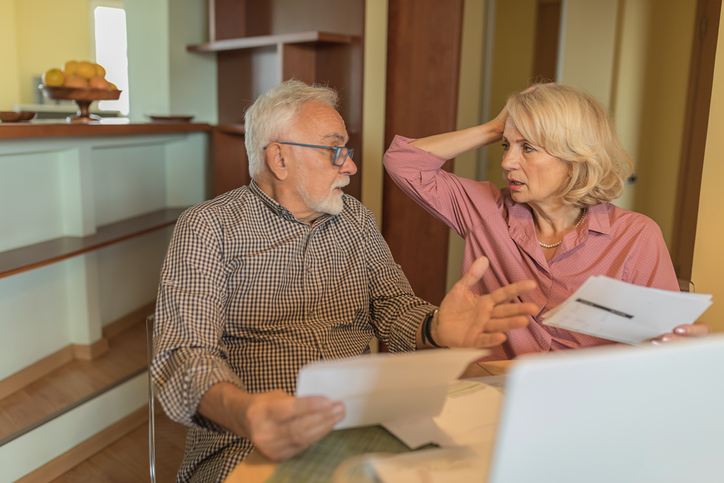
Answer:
[
  {"left": 507, "top": 200, "right": 611, "bottom": 235},
  {"left": 248, "top": 179, "right": 334, "bottom": 226},
  {"left": 583, "top": 203, "right": 611, "bottom": 235},
  {"left": 506, "top": 199, "right": 611, "bottom": 268}
]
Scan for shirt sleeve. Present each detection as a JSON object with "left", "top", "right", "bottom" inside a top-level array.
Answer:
[
  {"left": 622, "top": 217, "right": 680, "bottom": 292},
  {"left": 383, "top": 135, "right": 504, "bottom": 237},
  {"left": 152, "top": 208, "right": 246, "bottom": 432},
  {"left": 362, "top": 210, "right": 433, "bottom": 352}
]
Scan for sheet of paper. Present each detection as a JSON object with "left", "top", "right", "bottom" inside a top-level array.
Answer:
[
  {"left": 383, "top": 380, "right": 503, "bottom": 448},
  {"left": 370, "top": 443, "right": 494, "bottom": 483},
  {"left": 296, "top": 349, "right": 488, "bottom": 429},
  {"left": 542, "top": 276, "right": 712, "bottom": 344}
]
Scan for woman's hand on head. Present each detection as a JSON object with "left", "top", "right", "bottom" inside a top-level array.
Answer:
[
  {"left": 648, "top": 320, "right": 712, "bottom": 345},
  {"left": 491, "top": 85, "right": 543, "bottom": 136}
]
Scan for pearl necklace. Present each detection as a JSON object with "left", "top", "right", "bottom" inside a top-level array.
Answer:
[{"left": 538, "top": 207, "right": 587, "bottom": 249}]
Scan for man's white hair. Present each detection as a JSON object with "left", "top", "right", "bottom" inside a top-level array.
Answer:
[{"left": 244, "top": 80, "right": 339, "bottom": 179}]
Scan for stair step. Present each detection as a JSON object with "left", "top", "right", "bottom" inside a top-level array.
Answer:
[{"left": 0, "top": 323, "right": 148, "bottom": 447}]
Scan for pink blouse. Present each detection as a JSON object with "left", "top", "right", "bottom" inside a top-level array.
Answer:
[{"left": 384, "top": 135, "right": 680, "bottom": 360}]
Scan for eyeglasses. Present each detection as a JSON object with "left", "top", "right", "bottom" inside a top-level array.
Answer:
[{"left": 265, "top": 141, "right": 354, "bottom": 167}]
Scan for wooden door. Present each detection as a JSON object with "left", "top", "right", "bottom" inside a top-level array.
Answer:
[{"left": 671, "top": 0, "right": 722, "bottom": 279}]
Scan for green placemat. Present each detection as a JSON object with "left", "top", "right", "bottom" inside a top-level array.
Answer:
[{"left": 266, "top": 426, "right": 432, "bottom": 482}]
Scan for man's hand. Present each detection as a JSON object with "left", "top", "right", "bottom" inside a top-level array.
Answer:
[
  {"left": 430, "top": 256, "right": 539, "bottom": 348},
  {"left": 198, "top": 383, "right": 345, "bottom": 462},
  {"left": 242, "top": 391, "right": 345, "bottom": 461},
  {"left": 648, "top": 320, "right": 712, "bottom": 345}
]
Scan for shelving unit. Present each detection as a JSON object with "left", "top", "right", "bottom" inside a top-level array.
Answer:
[
  {"left": 188, "top": 0, "right": 364, "bottom": 199},
  {"left": 187, "top": 31, "right": 354, "bottom": 53},
  {"left": 0, "top": 125, "right": 209, "bottom": 479},
  {"left": 0, "top": 208, "right": 186, "bottom": 280}
]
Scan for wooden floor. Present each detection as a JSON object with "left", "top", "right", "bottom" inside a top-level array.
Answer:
[{"left": 51, "top": 401, "right": 187, "bottom": 483}]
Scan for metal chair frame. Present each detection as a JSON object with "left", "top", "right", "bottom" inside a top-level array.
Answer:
[
  {"left": 145, "top": 313, "right": 157, "bottom": 483},
  {"left": 678, "top": 278, "right": 695, "bottom": 293}
]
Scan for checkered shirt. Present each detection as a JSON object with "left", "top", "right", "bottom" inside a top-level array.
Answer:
[{"left": 152, "top": 181, "right": 432, "bottom": 483}]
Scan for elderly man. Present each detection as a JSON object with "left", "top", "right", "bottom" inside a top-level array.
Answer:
[{"left": 152, "top": 80, "right": 538, "bottom": 482}]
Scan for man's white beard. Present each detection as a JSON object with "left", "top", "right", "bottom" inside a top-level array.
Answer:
[{"left": 298, "top": 174, "right": 350, "bottom": 215}]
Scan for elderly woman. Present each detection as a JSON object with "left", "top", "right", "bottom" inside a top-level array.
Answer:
[{"left": 384, "top": 83, "right": 709, "bottom": 361}]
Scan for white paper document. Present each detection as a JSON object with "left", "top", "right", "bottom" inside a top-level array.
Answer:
[
  {"left": 370, "top": 444, "right": 494, "bottom": 483},
  {"left": 295, "top": 349, "right": 487, "bottom": 429},
  {"left": 542, "top": 276, "right": 712, "bottom": 344},
  {"left": 382, "top": 380, "right": 503, "bottom": 449}
]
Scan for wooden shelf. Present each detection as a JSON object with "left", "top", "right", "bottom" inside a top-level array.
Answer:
[
  {"left": 215, "top": 123, "right": 245, "bottom": 136},
  {"left": 187, "top": 31, "right": 354, "bottom": 52},
  {"left": 0, "top": 208, "right": 187, "bottom": 279},
  {"left": 0, "top": 121, "right": 212, "bottom": 140}
]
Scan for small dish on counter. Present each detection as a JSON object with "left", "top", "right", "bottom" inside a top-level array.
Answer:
[
  {"left": 145, "top": 114, "right": 194, "bottom": 122},
  {"left": 0, "top": 111, "right": 37, "bottom": 122}
]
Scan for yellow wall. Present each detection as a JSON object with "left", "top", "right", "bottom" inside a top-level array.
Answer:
[
  {"left": 485, "top": 0, "right": 537, "bottom": 186},
  {"left": 611, "top": 0, "right": 650, "bottom": 211},
  {"left": 559, "top": 0, "right": 694, "bottom": 247},
  {"left": 361, "top": 0, "right": 389, "bottom": 226},
  {"left": 447, "top": 0, "right": 486, "bottom": 290},
  {"left": 627, "top": 0, "right": 695, "bottom": 248},
  {"left": 482, "top": 0, "right": 694, "bottom": 249},
  {"left": 14, "top": 0, "right": 91, "bottom": 105},
  {"left": 558, "top": 0, "right": 619, "bottom": 108},
  {"left": 691, "top": 1, "right": 724, "bottom": 333},
  {"left": 0, "top": 0, "right": 20, "bottom": 110}
]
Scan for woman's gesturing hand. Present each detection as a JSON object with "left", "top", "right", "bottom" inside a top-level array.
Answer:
[{"left": 433, "top": 256, "right": 539, "bottom": 348}]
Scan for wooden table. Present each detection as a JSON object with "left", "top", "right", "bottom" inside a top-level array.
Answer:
[{"left": 223, "top": 360, "right": 514, "bottom": 483}]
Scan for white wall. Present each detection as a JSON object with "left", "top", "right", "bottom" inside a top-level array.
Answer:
[
  {"left": 125, "top": 0, "right": 218, "bottom": 123},
  {"left": 0, "top": 133, "right": 207, "bottom": 376}
]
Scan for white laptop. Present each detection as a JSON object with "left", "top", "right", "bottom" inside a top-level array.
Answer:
[
  {"left": 371, "top": 335, "right": 724, "bottom": 482},
  {"left": 487, "top": 334, "right": 724, "bottom": 483}
]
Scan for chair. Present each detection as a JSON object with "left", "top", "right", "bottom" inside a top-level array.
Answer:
[
  {"left": 678, "top": 278, "right": 695, "bottom": 293},
  {"left": 145, "top": 313, "right": 157, "bottom": 483}
]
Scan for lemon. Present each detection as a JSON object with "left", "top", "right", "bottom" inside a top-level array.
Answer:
[
  {"left": 63, "top": 60, "right": 77, "bottom": 76},
  {"left": 75, "top": 61, "right": 97, "bottom": 80},
  {"left": 94, "top": 63, "right": 106, "bottom": 77},
  {"left": 42, "top": 68, "right": 65, "bottom": 87}
]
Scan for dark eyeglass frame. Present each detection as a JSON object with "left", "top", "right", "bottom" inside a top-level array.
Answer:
[{"left": 264, "top": 141, "right": 354, "bottom": 167}]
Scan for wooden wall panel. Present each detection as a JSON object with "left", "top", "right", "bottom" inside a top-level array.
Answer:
[
  {"left": 315, "top": 40, "right": 364, "bottom": 202},
  {"left": 212, "top": 130, "right": 250, "bottom": 196},
  {"left": 532, "top": 0, "right": 562, "bottom": 82},
  {"left": 383, "top": 0, "right": 464, "bottom": 305},
  {"left": 212, "top": 0, "right": 248, "bottom": 40},
  {"left": 217, "top": 49, "right": 256, "bottom": 125},
  {"left": 210, "top": 1, "right": 364, "bottom": 200},
  {"left": 281, "top": 43, "right": 317, "bottom": 84}
]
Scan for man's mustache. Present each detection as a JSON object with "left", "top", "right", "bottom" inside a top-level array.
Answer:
[{"left": 333, "top": 176, "right": 351, "bottom": 190}]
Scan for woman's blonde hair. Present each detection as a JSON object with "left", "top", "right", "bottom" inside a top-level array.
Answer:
[{"left": 505, "top": 83, "right": 634, "bottom": 207}]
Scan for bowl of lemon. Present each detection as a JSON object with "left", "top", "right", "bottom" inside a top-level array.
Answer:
[{"left": 39, "top": 60, "right": 121, "bottom": 123}]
